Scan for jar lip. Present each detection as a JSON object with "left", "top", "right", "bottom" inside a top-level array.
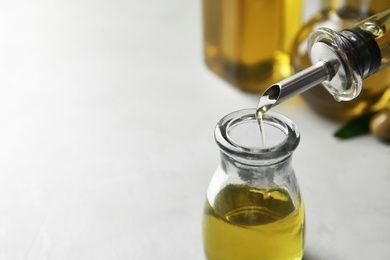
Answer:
[{"left": 215, "top": 109, "right": 300, "bottom": 163}]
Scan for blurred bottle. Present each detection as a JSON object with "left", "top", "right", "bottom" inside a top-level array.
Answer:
[
  {"left": 292, "top": 0, "right": 390, "bottom": 121},
  {"left": 202, "top": 0, "right": 303, "bottom": 93}
]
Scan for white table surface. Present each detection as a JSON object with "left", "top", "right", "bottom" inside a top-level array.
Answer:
[{"left": 1, "top": 1, "right": 390, "bottom": 259}]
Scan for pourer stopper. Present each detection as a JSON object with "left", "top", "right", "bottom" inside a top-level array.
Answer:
[{"left": 258, "top": 26, "right": 382, "bottom": 112}]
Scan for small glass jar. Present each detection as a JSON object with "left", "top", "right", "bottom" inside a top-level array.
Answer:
[{"left": 202, "top": 109, "right": 305, "bottom": 260}]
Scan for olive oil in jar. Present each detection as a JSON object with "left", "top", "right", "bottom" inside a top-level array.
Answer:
[
  {"left": 202, "top": 0, "right": 303, "bottom": 92},
  {"left": 204, "top": 110, "right": 304, "bottom": 259},
  {"left": 203, "top": 184, "right": 305, "bottom": 260}
]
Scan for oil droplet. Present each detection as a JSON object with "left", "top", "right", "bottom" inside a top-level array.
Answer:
[{"left": 360, "top": 20, "right": 386, "bottom": 38}]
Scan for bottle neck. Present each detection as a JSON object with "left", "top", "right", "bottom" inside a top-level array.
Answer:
[
  {"left": 333, "top": 0, "right": 371, "bottom": 22},
  {"left": 338, "top": 0, "right": 369, "bottom": 12},
  {"left": 220, "top": 152, "right": 293, "bottom": 180},
  {"left": 320, "top": 0, "right": 337, "bottom": 10}
]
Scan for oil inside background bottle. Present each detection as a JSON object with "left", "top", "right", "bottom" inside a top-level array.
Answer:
[
  {"left": 203, "top": 184, "right": 305, "bottom": 260},
  {"left": 202, "top": 0, "right": 303, "bottom": 93},
  {"left": 292, "top": 2, "right": 390, "bottom": 121}
]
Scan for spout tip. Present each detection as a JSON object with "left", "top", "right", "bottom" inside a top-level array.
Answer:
[{"left": 256, "top": 84, "right": 282, "bottom": 114}]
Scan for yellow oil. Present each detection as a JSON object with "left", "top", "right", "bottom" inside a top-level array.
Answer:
[
  {"left": 203, "top": 184, "right": 305, "bottom": 260},
  {"left": 202, "top": 0, "right": 303, "bottom": 93},
  {"left": 292, "top": 3, "right": 390, "bottom": 122}
]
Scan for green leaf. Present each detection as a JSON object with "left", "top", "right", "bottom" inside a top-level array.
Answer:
[{"left": 334, "top": 112, "right": 376, "bottom": 139}]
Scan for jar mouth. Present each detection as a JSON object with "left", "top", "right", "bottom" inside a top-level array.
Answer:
[{"left": 215, "top": 109, "right": 300, "bottom": 163}]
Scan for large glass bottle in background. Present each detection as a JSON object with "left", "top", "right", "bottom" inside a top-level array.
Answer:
[
  {"left": 292, "top": 0, "right": 390, "bottom": 121},
  {"left": 202, "top": 0, "right": 303, "bottom": 93},
  {"left": 203, "top": 109, "right": 305, "bottom": 259}
]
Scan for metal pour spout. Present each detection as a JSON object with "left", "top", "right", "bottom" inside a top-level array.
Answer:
[{"left": 257, "top": 59, "right": 340, "bottom": 113}]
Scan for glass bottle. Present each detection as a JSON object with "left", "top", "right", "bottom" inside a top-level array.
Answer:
[
  {"left": 202, "top": 0, "right": 303, "bottom": 93},
  {"left": 202, "top": 109, "right": 305, "bottom": 260},
  {"left": 292, "top": 0, "right": 390, "bottom": 121}
]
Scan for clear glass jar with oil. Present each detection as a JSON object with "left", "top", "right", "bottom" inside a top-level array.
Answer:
[
  {"left": 202, "top": 0, "right": 303, "bottom": 92},
  {"left": 203, "top": 109, "right": 305, "bottom": 260},
  {"left": 292, "top": 0, "right": 390, "bottom": 121}
]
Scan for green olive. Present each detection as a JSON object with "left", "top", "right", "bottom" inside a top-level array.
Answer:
[{"left": 370, "top": 108, "right": 390, "bottom": 140}]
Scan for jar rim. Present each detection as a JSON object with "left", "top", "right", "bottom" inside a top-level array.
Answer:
[{"left": 214, "top": 109, "right": 300, "bottom": 163}]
